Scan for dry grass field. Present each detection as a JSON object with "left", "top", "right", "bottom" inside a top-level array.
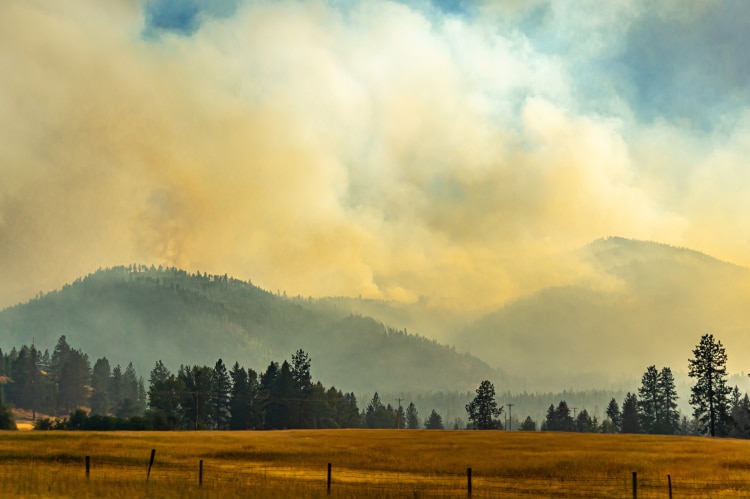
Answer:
[{"left": 1, "top": 429, "right": 750, "bottom": 498}]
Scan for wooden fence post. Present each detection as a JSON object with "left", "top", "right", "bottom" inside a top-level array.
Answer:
[
  {"left": 147, "top": 449, "right": 156, "bottom": 482},
  {"left": 327, "top": 463, "right": 332, "bottom": 494},
  {"left": 199, "top": 459, "right": 203, "bottom": 486},
  {"left": 668, "top": 474, "right": 672, "bottom": 499},
  {"left": 85, "top": 456, "right": 90, "bottom": 480},
  {"left": 467, "top": 467, "right": 472, "bottom": 497},
  {"left": 632, "top": 471, "right": 637, "bottom": 499}
]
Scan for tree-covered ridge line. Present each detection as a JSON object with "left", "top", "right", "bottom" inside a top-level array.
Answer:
[{"left": 0, "top": 265, "right": 496, "bottom": 396}]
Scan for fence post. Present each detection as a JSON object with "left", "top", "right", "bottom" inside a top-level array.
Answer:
[
  {"left": 632, "top": 471, "right": 637, "bottom": 499},
  {"left": 667, "top": 474, "right": 672, "bottom": 499},
  {"left": 199, "top": 459, "right": 203, "bottom": 486},
  {"left": 147, "top": 449, "right": 156, "bottom": 482},
  {"left": 85, "top": 455, "right": 90, "bottom": 480},
  {"left": 467, "top": 467, "right": 472, "bottom": 497},
  {"left": 327, "top": 462, "right": 332, "bottom": 494}
]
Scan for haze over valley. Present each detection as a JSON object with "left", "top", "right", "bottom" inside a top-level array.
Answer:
[{"left": 3, "top": 0, "right": 750, "bottom": 405}]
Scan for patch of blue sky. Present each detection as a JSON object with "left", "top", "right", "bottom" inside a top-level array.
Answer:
[{"left": 142, "top": 0, "right": 241, "bottom": 38}]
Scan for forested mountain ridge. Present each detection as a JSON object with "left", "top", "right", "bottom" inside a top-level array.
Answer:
[
  {"left": 0, "top": 266, "right": 496, "bottom": 394},
  {"left": 453, "top": 237, "right": 750, "bottom": 390}
]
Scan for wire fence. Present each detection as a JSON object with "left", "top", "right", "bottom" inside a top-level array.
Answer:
[{"left": 1, "top": 455, "right": 749, "bottom": 498}]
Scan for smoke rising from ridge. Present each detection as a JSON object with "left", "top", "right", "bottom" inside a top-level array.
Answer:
[{"left": 1, "top": 0, "right": 749, "bottom": 316}]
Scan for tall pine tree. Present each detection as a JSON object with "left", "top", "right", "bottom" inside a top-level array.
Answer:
[{"left": 689, "top": 334, "right": 731, "bottom": 437}]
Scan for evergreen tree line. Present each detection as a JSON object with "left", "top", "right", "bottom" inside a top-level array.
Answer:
[
  {"left": 3, "top": 333, "right": 748, "bottom": 437},
  {"left": 1, "top": 337, "right": 450, "bottom": 431},
  {"left": 464, "top": 334, "right": 750, "bottom": 438},
  {"left": 0, "top": 336, "right": 146, "bottom": 420}
]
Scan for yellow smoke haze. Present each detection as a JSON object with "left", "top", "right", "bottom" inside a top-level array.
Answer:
[{"left": 1, "top": 0, "right": 748, "bottom": 320}]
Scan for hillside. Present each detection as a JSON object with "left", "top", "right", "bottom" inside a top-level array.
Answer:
[
  {"left": 0, "top": 266, "right": 496, "bottom": 395},
  {"left": 452, "top": 237, "right": 750, "bottom": 389}
]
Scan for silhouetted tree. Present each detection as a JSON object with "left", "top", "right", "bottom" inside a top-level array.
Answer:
[
  {"left": 466, "top": 380, "right": 502, "bottom": 430},
  {"left": 211, "top": 359, "right": 231, "bottom": 430},
  {"left": 10, "top": 345, "right": 44, "bottom": 418},
  {"left": 689, "top": 334, "right": 731, "bottom": 437},
  {"left": 406, "top": 402, "right": 420, "bottom": 429},
  {"left": 0, "top": 391, "right": 15, "bottom": 430},
  {"left": 576, "top": 409, "right": 595, "bottom": 432},
  {"left": 425, "top": 409, "right": 444, "bottom": 429},
  {"left": 520, "top": 415, "right": 536, "bottom": 431},
  {"left": 179, "top": 365, "right": 213, "bottom": 429},
  {"left": 90, "top": 357, "right": 111, "bottom": 415},
  {"left": 56, "top": 348, "right": 90, "bottom": 413},
  {"left": 291, "top": 350, "right": 313, "bottom": 428},
  {"left": 115, "top": 362, "right": 141, "bottom": 418},
  {"left": 730, "top": 388, "right": 750, "bottom": 438},
  {"left": 605, "top": 398, "right": 621, "bottom": 433},
  {"left": 638, "top": 365, "right": 660, "bottom": 433},
  {"left": 621, "top": 392, "right": 641, "bottom": 433},
  {"left": 229, "top": 362, "right": 260, "bottom": 430},
  {"left": 657, "top": 367, "right": 680, "bottom": 434},
  {"left": 147, "top": 361, "right": 184, "bottom": 430},
  {"left": 337, "top": 392, "right": 360, "bottom": 428},
  {"left": 365, "top": 392, "right": 395, "bottom": 428}
]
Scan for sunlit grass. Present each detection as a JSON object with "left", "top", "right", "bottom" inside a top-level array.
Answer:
[{"left": 1, "top": 430, "right": 749, "bottom": 497}]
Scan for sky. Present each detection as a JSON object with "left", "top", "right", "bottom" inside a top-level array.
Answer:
[{"left": 1, "top": 0, "right": 750, "bottom": 313}]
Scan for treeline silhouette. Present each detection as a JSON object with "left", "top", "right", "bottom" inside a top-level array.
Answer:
[
  {"left": 2, "top": 334, "right": 748, "bottom": 437},
  {"left": 0, "top": 336, "right": 442, "bottom": 430},
  {"left": 470, "top": 334, "right": 750, "bottom": 438}
]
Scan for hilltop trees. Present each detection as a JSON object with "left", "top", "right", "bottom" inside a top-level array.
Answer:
[
  {"left": 466, "top": 380, "right": 502, "bottom": 430},
  {"left": 689, "top": 334, "right": 731, "bottom": 437}
]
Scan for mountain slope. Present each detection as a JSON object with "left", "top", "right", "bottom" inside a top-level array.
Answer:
[
  {"left": 452, "top": 237, "right": 750, "bottom": 389},
  {"left": 0, "top": 266, "right": 496, "bottom": 394}
]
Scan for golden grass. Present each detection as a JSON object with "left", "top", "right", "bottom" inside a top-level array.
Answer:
[{"left": 1, "top": 430, "right": 749, "bottom": 497}]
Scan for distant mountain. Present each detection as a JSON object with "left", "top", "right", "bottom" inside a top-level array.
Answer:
[
  {"left": 452, "top": 237, "right": 750, "bottom": 390},
  {"left": 0, "top": 266, "right": 496, "bottom": 395}
]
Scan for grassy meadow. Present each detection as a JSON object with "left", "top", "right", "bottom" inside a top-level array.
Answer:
[{"left": 1, "top": 430, "right": 750, "bottom": 497}]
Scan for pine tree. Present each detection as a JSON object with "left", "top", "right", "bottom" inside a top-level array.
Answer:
[
  {"left": 689, "top": 334, "right": 731, "bottom": 437},
  {"left": 229, "top": 362, "right": 254, "bottom": 430},
  {"left": 90, "top": 357, "right": 111, "bottom": 415},
  {"left": 637, "top": 365, "right": 660, "bottom": 433},
  {"left": 291, "top": 350, "right": 313, "bottom": 428},
  {"left": 56, "top": 349, "right": 90, "bottom": 413},
  {"left": 465, "top": 380, "right": 502, "bottom": 430},
  {"left": 554, "top": 401, "right": 575, "bottom": 432},
  {"left": 730, "top": 391, "right": 750, "bottom": 438},
  {"left": 211, "top": 359, "right": 231, "bottom": 430},
  {"left": 406, "top": 402, "right": 420, "bottom": 429},
  {"left": 520, "top": 416, "right": 536, "bottom": 431},
  {"left": 0, "top": 391, "right": 15, "bottom": 430},
  {"left": 575, "top": 409, "right": 594, "bottom": 433},
  {"left": 605, "top": 398, "right": 621, "bottom": 433},
  {"left": 621, "top": 392, "right": 641, "bottom": 433},
  {"left": 9, "top": 345, "right": 44, "bottom": 418},
  {"left": 425, "top": 409, "right": 444, "bottom": 429},
  {"left": 148, "top": 361, "right": 184, "bottom": 429},
  {"left": 179, "top": 365, "right": 213, "bottom": 430},
  {"left": 657, "top": 367, "right": 680, "bottom": 434},
  {"left": 365, "top": 392, "right": 390, "bottom": 428},
  {"left": 115, "top": 362, "right": 141, "bottom": 418}
]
